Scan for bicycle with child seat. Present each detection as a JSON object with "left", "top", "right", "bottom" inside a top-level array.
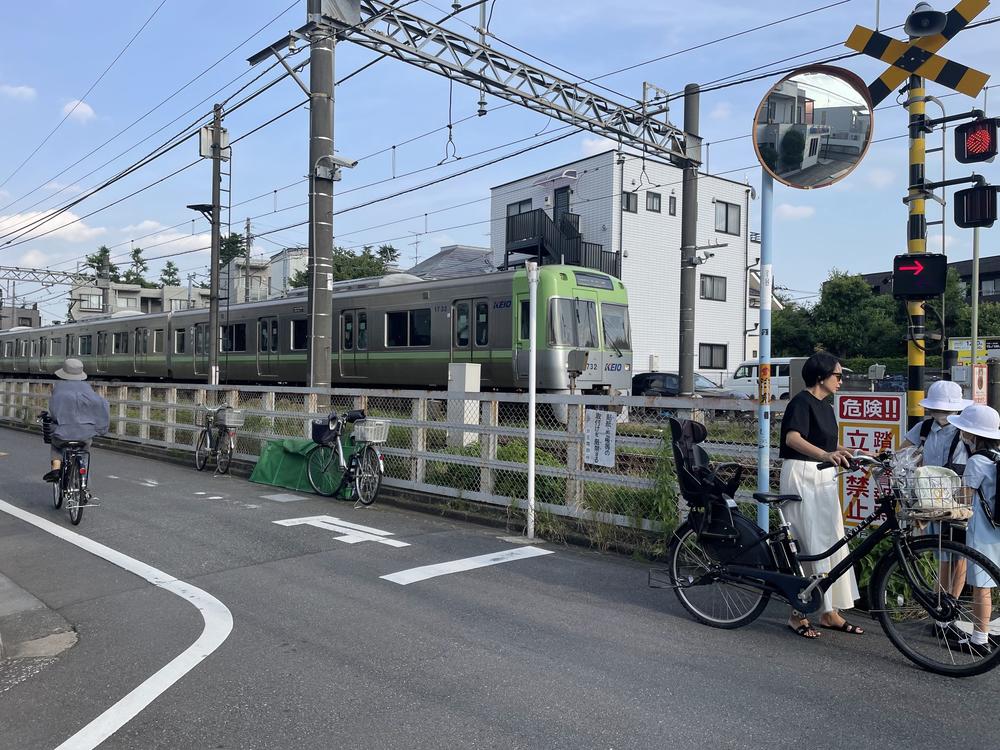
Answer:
[
  {"left": 658, "top": 418, "right": 1000, "bottom": 678},
  {"left": 307, "top": 410, "right": 386, "bottom": 505},
  {"left": 195, "top": 404, "right": 242, "bottom": 474},
  {"left": 39, "top": 412, "right": 94, "bottom": 526}
]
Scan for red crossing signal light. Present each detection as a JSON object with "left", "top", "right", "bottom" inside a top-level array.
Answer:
[{"left": 955, "top": 118, "right": 998, "bottom": 164}]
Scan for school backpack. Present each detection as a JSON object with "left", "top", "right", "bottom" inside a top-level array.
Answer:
[{"left": 971, "top": 449, "right": 1000, "bottom": 528}]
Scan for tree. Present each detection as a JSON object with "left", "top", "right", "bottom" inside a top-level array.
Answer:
[
  {"left": 121, "top": 246, "right": 154, "bottom": 287},
  {"left": 779, "top": 129, "right": 805, "bottom": 172},
  {"left": 219, "top": 233, "right": 246, "bottom": 267},
  {"left": 159, "top": 260, "right": 180, "bottom": 288},
  {"left": 758, "top": 143, "right": 779, "bottom": 174},
  {"left": 772, "top": 298, "right": 815, "bottom": 356},
  {"left": 82, "top": 245, "right": 121, "bottom": 282},
  {"left": 288, "top": 244, "right": 401, "bottom": 288},
  {"left": 811, "top": 271, "right": 903, "bottom": 358}
]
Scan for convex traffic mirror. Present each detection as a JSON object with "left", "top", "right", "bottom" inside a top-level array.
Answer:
[{"left": 752, "top": 65, "right": 874, "bottom": 189}]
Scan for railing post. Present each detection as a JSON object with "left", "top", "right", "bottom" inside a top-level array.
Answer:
[
  {"left": 225, "top": 389, "right": 238, "bottom": 409},
  {"left": 565, "top": 401, "right": 585, "bottom": 508},
  {"left": 354, "top": 393, "right": 368, "bottom": 412},
  {"left": 304, "top": 393, "right": 318, "bottom": 439},
  {"left": 262, "top": 391, "right": 276, "bottom": 439},
  {"left": 116, "top": 386, "right": 128, "bottom": 437},
  {"left": 139, "top": 386, "right": 151, "bottom": 440},
  {"left": 480, "top": 399, "right": 498, "bottom": 496},
  {"left": 20, "top": 381, "right": 30, "bottom": 425},
  {"left": 164, "top": 386, "right": 178, "bottom": 446},
  {"left": 411, "top": 397, "right": 426, "bottom": 484}
]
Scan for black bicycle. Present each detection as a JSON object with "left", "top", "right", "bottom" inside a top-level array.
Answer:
[
  {"left": 660, "top": 418, "right": 1000, "bottom": 678},
  {"left": 195, "top": 405, "right": 242, "bottom": 474},
  {"left": 40, "top": 412, "right": 93, "bottom": 526}
]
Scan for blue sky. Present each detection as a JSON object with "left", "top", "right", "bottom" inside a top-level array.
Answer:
[{"left": 0, "top": 0, "right": 996, "bottom": 321}]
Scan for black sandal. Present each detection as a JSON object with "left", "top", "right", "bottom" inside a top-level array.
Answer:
[
  {"left": 788, "top": 622, "right": 821, "bottom": 639},
  {"left": 820, "top": 620, "right": 864, "bottom": 635}
]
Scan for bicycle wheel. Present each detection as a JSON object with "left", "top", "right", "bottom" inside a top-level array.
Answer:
[
  {"left": 353, "top": 445, "right": 383, "bottom": 506},
  {"left": 66, "top": 459, "right": 84, "bottom": 526},
  {"left": 667, "top": 522, "right": 770, "bottom": 629},
  {"left": 307, "top": 445, "right": 338, "bottom": 497},
  {"left": 217, "top": 430, "right": 234, "bottom": 474},
  {"left": 871, "top": 537, "right": 1000, "bottom": 677},
  {"left": 52, "top": 467, "right": 63, "bottom": 509},
  {"left": 195, "top": 429, "right": 210, "bottom": 471}
]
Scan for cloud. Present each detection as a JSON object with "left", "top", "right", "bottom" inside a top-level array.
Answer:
[
  {"left": 137, "top": 230, "right": 212, "bottom": 257},
  {"left": 121, "top": 219, "right": 165, "bottom": 234},
  {"left": 62, "top": 100, "right": 96, "bottom": 123},
  {"left": 775, "top": 203, "right": 816, "bottom": 221},
  {"left": 0, "top": 210, "right": 106, "bottom": 243},
  {"left": 926, "top": 231, "right": 962, "bottom": 252},
  {"left": 865, "top": 167, "right": 895, "bottom": 190},
  {"left": 0, "top": 84, "right": 36, "bottom": 100},
  {"left": 709, "top": 102, "right": 733, "bottom": 121},
  {"left": 581, "top": 136, "right": 618, "bottom": 157},
  {"left": 44, "top": 180, "right": 83, "bottom": 195}
]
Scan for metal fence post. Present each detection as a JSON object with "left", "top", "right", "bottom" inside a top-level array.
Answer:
[
  {"left": 140, "top": 386, "right": 151, "bottom": 440},
  {"left": 262, "top": 391, "right": 276, "bottom": 438},
  {"left": 164, "top": 387, "right": 178, "bottom": 446},
  {"left": 480, "top": 399, "right": 498, "bottom": 496},
  {"left": 116, "top": 386, "right": 128, "bottom": 436},
  {"left": 354, "top": 393, "right": 368, "bottom": 412},
  {"left": 304, "top": 393, "right": 318, "bottom": 438},
  {"left": 412, "top": 397, "right": 426, "bottom": 483},
  {"left": 20, "top": 381, "right": 30, "bottom": 424},
  {"left": 565, "top": 402, "right": 584, "bottom": 508}
]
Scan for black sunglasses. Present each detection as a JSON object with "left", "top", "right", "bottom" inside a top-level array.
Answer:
[{"left": 828, "top": 372, "right": 843, "bottom": 381}]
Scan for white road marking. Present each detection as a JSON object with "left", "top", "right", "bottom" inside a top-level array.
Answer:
[
  {"left": 193, "top": 492, "right": 206, "bottom": 496},
  {"left": 107, "top": 475, "right": 119, "bottom": 480},
  {"left": 208, "top": 496, "right": 224, "bottom": 500},
  {"left": 143, "top": 479, "right": 159, "bottom": 486},
  {"left": 274, "top": 515, "right": 410, "bottom": 547},
  {"left": 0, "top": 499, "right": 233, "bottom": 750},
  {"left": 261, "top": 493, "right": 306, "bottom": 503},
  {"left": 381, "top": 546, "right": 554, "bottom": 585}
]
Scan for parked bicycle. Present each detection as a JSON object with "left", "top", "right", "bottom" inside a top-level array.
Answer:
[
  {"left": 307, "top": 410, "right": 386, "bottom": 505},
  {"left": 658, "top": 418, "right": 1000, "bottom": 678},
  {"left": 39, "top": 411, "right": 94, "bottom": 526},
  {"left": 195, "top": 404, "right": 242, "bottom": 474}
]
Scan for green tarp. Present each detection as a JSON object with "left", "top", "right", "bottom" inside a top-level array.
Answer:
[{"left": 249, "top": 439, "right": 319, "bottom": 493}]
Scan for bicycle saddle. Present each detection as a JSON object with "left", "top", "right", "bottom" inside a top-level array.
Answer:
[
  {"left": 752, "top": 492, "right": 802, "bottom": 504},
  {"left": 344, "top": 409, "right": 366, "bottom": 423}
]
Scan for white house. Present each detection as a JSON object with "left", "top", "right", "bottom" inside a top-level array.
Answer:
[
  {"left": 490, "top": 149, "right": 758, "bottom": 383},
  {"left": 268, "top": 247, "right": 308, "bottom": 297}
]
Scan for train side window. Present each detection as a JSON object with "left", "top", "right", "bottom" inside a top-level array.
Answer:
[
  {"left": 519, "top": 300, "right": 529, "bottom": 340},
  {"left": 475, "top": 302, "right": 488, "bottom": 346},
  {"left": 386, "top": 312, "right": 407, "bottom": 347},
  {"left": 357, "top": 313, "right": 367, "bottom": 350},
  {"left": 343, "top": 313, "right": 354, "bottom": 351},
  {"left": 290, "top": 319, "right": 307, "bottom": 351},
  {"left": 3, "top": 342, "right": 10, "bottom": 357},
  {"left": 51, "top": 338, "right": 63, "bottom": 357},
  {"left": 79, "top": 335, "right": 93, "bottom": 356},
  {"left": 153, "top": 330, "right": 163, "bottom": 354},
  {"left": 113, "top": 332, "right": 129, "bottom": 354},
  {"left": 259, "top": 321, "right": 268, "bottom": 352},
  {"left": 222, "top": 323, "right": 246, "bottom": 352},
  {"left": 97, "top": 334, "right": 107, "bottom": 356},
  {"left": 175, "top": 329, "right": 186, "bottom": 354},
  {"left": 409, "top": 308, "right": 431, "bottom": 347},
  {"left": 271, "top": 320, "right": 279, "bottom": 352},
  {"left": 455, "top": 302, "right": 470, "bottom": 347}
]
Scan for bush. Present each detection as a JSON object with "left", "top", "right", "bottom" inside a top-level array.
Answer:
[
  {"left": 495, "top": 440, "right": 566, "bottom": 505},
  {"left": 780, "top": 129, "right": 805, "bottom": 172},
  {"left": 759, "top": 143, "right": 779, "bottom": 173},
  {"left": 425, "top": 443, "right": 481, "bottom": 492}
]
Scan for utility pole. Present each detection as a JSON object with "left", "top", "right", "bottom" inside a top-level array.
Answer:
[
  {"left": 307, "top": 0, "right": 336, "bottom": 393},
  {"left": 679, "top": 84, "right": 701, "bottom": 396},
  {"left": 905, "top": 71, "right": 927, "bottom": 428},
  {"left": 187, "top": 273, "right": 195, "bottom": 309},
  {"left": 208, "top": 103, "right": 223, "bottom": 386},
  {"left": 244, "top": 217, "right": 253, "bottom": 303}
]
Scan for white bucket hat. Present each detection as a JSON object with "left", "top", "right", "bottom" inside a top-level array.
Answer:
[
  {"left": 948, "top": 403, "right": 1000, "bottom": 440},
  {"left": 919, "top": 380, "right": 972, "bottom": 411},
  {"left": 55, "top": 358, "right": 87, "bottom": 381}
]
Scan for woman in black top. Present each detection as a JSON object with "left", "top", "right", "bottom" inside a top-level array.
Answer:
[{"left": 779, "top": 351, "right": 861, "bottom": 639}]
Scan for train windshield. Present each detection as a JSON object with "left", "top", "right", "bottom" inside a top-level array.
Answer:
[
  {"left": 548, "top": 298, "right": 598, "bottom": 348},
  {"left": 601, "top": 303, "right": 630, "bottom": 352}
]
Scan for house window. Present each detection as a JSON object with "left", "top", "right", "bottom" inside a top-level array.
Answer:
[
  {"left": 291, "top": 319, "right": 308, "bottom": 350},
  {"left": 982, "top": 278, "right": 996, "bottom": 295},
  {"left": 700, "top": 274, "right": 727, "bottom": 302},
  {"left": 170, "top": 298, "right": 187, "bottom": 311},
  {"left": 80, "top": 293, "right": 102, "bottom": 311},
  {"left": 174, "top": 329, "right": 186, "bottom": 354},
  {"left": 17, "top": 316, "right": 32, "bottom": 327},
  {"left": 221, "top": 323, "right": 246, "bottom": 352},
  {"left": 668, "top": 195, "right": 677, "bottom": 216},
  {"left": 699, "top": 343, "right": 727, "bottom": 370},
  {"left": 715, "top": 200, "right": 741, "bottom": 235},
  {"left": 622, "top": 191, "right": 638, "bottom": 213},
  {"left": 808, "top": 138, "right": 819, "bottom": 157},
  {"left": 386, "top": 309, "right": 432, "bottom": 347},
  {"left": 118, "top": 296, "right": 138, "bottom": 309},
  {"left": 506, "top": 199, "right": 532, "bottom": 216},
  {"left": 475, "top": 302, "right": 489, "bottom": 346},
  {"left": 646, "top": 192, "right": 661, "bottom": 213}
]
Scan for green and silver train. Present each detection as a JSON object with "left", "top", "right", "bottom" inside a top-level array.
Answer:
[{"left": 0, "top": 265, "right": 632, "bottom": 393}]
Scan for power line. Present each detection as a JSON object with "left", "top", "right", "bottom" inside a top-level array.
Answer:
[{"left": 0, "top": 0, "right": 168, "bottom": 192}]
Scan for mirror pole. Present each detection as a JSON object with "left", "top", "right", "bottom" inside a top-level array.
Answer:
[
  {"left": 679, "top": 83, "right": 700, "bottom": 397},
  {"left": 905, "top": 73, "right": 927, "bottom": 428},
  {"left": 756, "top": 171, "right": 774, "bottom": 532}
]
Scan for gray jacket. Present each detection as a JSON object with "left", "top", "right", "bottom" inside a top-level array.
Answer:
[{"left": 50, "top": 381, "right": 111, "bottom": 441}]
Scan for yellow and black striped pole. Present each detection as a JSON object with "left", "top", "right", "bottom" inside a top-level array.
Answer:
[{"left": 906, "top": 73, "right": 927, "bottom": 428}]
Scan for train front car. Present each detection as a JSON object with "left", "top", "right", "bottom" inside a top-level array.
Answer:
[{"left": 513, "top": 265, "right": 632, "bottom": 395}]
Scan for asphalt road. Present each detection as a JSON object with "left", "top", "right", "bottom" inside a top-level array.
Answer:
[{"left": 0, "top": 426, "right": 997, "bottom": 749}]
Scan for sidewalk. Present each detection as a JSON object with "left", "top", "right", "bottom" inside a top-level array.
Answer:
[{"left": 0, "top": 571, "right": 76, "bottom": 692}]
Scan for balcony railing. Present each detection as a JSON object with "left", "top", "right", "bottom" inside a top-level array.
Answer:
[{"left": 504, "top": 209, "right": 619, "bottom": 278}]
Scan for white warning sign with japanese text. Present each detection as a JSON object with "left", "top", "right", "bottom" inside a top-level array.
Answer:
[
  {"left": 584, "top": 408, "right": 617, "bottom": 468},
  {"left": 834, "top": 393, "right": 906, "bottom": 527}
]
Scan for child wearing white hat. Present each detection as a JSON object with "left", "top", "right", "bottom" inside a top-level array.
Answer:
[
  {"left": 900, "top": 380, "right": 973, "bottom": 471},
  {"left": 948, "top": 403, "right": 1000, "bottom": 654}
]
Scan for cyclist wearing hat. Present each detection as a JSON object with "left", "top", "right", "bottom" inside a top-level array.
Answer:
[
  {"left": 42, "top": 358, "right": 110, "bottom": 483},
  {"left": 948, "top": 403, "right": 1000, "bottom": 654},
  {"left": 900, "top": 380, "right": 972, "bottom": 472}
]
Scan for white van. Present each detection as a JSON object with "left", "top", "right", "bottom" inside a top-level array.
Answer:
[{"left": 724, "top": 358, "right": 794, "bottom": 399}]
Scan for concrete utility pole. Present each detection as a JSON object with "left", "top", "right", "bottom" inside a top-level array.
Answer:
[
  {"left": 905, "top": 72, "right": 927, "bottom": 428},
  {"left": 679, "top": 84, "right": 701, "bottom": 396},
  {"left": 244, "top": 217, "right": 253, "bottom": 303},
  {"left": 208, "top": 103, "right": 224, "bottom": 387},
  {"left": 306, "top": 0, "right": 337, "bottom": 393}
]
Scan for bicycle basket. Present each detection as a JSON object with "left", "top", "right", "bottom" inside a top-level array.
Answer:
[
  {"left": 897, "top": 465, "right": 972, "bottom": 521},
  {"left": 352, "top": 419, "right": 388, "bottom": 444},
  {"left": 216, "top": 408, "right": 244, "bottom": 428},
  {"left": 311, "top": 419, "right": 336, "bottom": 446}
]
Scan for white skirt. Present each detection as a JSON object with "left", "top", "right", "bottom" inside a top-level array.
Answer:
[{"left": 780, "top": 459, "right": 860, "bottom": 613}]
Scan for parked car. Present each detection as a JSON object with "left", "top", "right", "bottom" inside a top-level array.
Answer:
[{"left": 631, "top": 371, "right": 750, "bottom": 400}]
